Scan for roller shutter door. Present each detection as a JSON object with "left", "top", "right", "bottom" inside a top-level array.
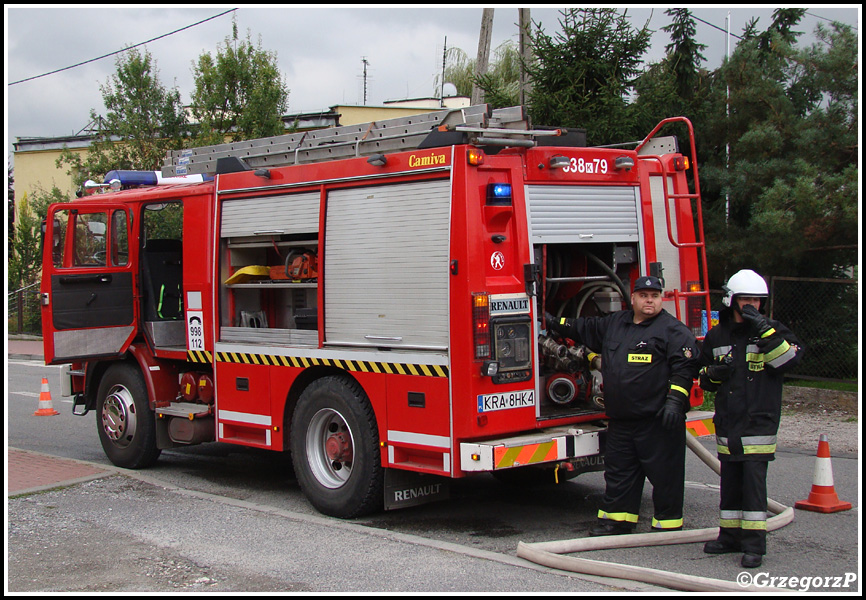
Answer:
[
  {"left": 325, "top": 180, "right": 451, "bottom": 350},
  {"left": 221, "top": 192, "right": 320, "bottom": 238},
  {"left": 525, "top": 185, "right": 640, "bottom": 244}
]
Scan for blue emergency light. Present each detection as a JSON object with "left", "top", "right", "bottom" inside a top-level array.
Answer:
[
  {"left": 102, "top": 170, "right": 214, "bottom": 188},
  {"left": 486, "top": 183, "right": 513, "bottom": 206}
]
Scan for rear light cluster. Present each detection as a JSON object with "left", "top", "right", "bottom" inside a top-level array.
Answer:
[
  {"left": 472, "top": 293, "right": 491, "bottom": 359},
  {"left": 473, "top": 293, "right": 533, "bottom": 383},
  {"left": 686, "top": 280, "right": 703, "bottom": 336}
]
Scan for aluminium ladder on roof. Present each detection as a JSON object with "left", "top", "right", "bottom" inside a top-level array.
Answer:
[{"left": 161, "top": 105, "right": 560, "bottom": 177}]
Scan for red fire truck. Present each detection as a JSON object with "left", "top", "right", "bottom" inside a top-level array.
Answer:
[{"left": 40, "top": 105, "right": 711, "bottom": 518}]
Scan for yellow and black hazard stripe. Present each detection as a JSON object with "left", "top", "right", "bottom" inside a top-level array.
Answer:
[
  {"left": 210, "top": 351, "right": 448, "bottom": 378},
  {"left": 188, "top": 350, "right": 213, "bottom": 364}
]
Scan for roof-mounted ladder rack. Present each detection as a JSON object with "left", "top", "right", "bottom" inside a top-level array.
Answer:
[{"left": 161, "top": 104, "right": 566, "bottom": 177}]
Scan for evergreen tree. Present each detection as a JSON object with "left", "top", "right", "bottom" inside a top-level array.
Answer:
[
  {"left": 632, "top": 8, "right": 711, "bottom": 134},
  {"left": 661, "top": 8, "right": 707, "bottom": 101},
  {"left": 525, "top": 8, "right": 651, "bottom": 144},
  {"left": 698, "top": 16, "right": 857, "bottom": 281}
]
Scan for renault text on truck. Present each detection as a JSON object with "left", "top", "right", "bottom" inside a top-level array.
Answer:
[{"left": 40, "top": 105, "right": 711, "bottom": 518}]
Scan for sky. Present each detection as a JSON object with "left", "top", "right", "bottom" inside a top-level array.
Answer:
[{"left": 4, "top": 5, "right": 861, "bottom": 160}]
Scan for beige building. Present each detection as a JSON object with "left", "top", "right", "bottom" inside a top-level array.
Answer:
[{"left": 12, "top": 134, "right": 92, "bottom": 204}]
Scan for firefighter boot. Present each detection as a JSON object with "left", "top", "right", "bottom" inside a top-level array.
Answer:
[
  {"left": 703, "top": 539, "right": 741, "bottom": 554},
  {"left": 589, "top": 520, "right": 633, "bottom": 537},
  {"left": 741, "top": 553, "right": 763, "bottom": 568}
]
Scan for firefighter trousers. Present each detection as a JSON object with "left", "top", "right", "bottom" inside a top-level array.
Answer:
[
  {"left": 717, "top": 460, "right": 769, "bottom": 555},
  {"left": 597, "top": 416, "right": 685, "bottom": 530}
]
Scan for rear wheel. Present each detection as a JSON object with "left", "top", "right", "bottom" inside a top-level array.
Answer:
[
  {"left": 291, "top": 376, "right": 383, "bottom": 518},
  {"left": 96, "top": 363, "right": 160, "bottom": 469}
]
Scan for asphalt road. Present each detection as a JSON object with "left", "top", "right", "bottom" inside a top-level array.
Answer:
[{"left": 7, "top": 359, "right": 861, "bottom": 593}]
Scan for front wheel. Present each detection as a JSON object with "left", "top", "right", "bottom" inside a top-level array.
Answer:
[
  {"left": 96, "top": 363, "right": 161, "bottom": 469},
  {"left": 291, "top": 376, "right": 383, "bottom": 518}
]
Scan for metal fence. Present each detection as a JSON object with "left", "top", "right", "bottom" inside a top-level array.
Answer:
[
  {"left": 7, "top": 282, "right": 42, "bottom": 336},
  {"left": 707, "top": 276, "right": 858, "bottom": 382}
]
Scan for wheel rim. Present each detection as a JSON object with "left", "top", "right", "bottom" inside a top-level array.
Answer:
[
  {"left": 101, "top": 384, "right": 138, "bottom": 447},
  {"left": 305, "top": 408, "right": 354, "bottom": 489}
]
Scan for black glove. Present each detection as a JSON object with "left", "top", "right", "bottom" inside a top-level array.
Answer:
[
  {"left": 703, "top": 363, "right": 732, "bottom": 382},
  {"left": 545, "top": 312, "right": 572, "bottom": 337},
  {"left": 756, "top": 331, "right": 785, "bottom": 353},
  {"left": 657, "top": 396, "right": 684, "bottom": 430},
  {"left": 740, "top": 304, "right": 773, "bottom": 336}
]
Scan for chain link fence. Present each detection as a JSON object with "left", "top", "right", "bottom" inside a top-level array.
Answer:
[
  {"left": 768, "top": 276, "right": 858, "bottom": 382},
  {"left": 707, "top": 276, "right": 858, "bottom": 382}
]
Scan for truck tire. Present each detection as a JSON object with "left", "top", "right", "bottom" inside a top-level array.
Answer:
[
  {"left": 291, "top": 376, "right": 383, "bottom": 518},
  {"left": 96, "top": 363, "right": 161, "bottom": 469}
]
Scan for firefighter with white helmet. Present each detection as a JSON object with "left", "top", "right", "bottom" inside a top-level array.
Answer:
[
  {"left": 721, "top": 268, "right": 770, "bottom": 310},
  {"left": 699, "top": 269, "right": 803, "bottom": 568}
]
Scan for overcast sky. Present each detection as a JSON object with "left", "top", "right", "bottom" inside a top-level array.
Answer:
[{"left": 4, "top": 5, "right": 861, "bottom": 161}]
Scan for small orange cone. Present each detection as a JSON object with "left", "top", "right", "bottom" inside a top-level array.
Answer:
[
  {"left": 34, "top": 378, "right": 60, "bottom": 416},
  {"left": 794, "top": 434, "right": 852, "bottom": 513}
]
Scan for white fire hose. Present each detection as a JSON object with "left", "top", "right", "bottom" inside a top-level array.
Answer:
[{"left": 517, "top": 432, "right": 794, "bottom": 592}]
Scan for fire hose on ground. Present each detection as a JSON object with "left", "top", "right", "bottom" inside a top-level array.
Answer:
[{"left": 516, "top": 432, "right": 794, "bottom": 592}]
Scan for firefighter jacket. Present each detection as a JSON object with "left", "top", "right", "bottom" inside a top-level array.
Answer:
[
  {"left": 562, "top": 309, "right": 699, "bottom": 420},
  {"left": 699, "top": 309, "right": 803, "bottom": 461}
]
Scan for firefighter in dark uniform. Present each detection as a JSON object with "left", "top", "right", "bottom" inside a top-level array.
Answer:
[
  {"left": 546, "top": 276, "right": 699, "bottom": 536},
  {"left": 699, "top": 269, "right": 803, "bottom": 568}
]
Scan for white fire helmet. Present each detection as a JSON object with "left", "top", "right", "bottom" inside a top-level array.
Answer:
[{"left": 722, "top": 269, "right": 768, "bottom": 307}]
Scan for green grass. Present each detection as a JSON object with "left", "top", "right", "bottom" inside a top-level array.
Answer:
[
  {"left": 785, "top": 379, "right": 858, "bottom": 393},
  {"left": 693, "top": 379, "right": 859, "bottom": 414}
]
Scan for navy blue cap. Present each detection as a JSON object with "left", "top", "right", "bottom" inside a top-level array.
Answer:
[{"left": 633, "top": 276, "right": 663, "bottom": 292}]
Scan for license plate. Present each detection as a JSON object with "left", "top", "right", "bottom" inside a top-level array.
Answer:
[{"left": 477, "top": 390, "right": 535, "bottom": 413}]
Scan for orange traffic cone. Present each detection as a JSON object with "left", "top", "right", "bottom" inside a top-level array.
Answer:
[
  {"left": 34, "top": 377, "right": 60, "bottom": 416},
  {"left": 794, "top": 434, "right": 852, "bottom": 513}
]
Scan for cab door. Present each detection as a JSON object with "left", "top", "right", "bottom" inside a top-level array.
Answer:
[{"left": 41, "top": 203, "right": 137, "bottom": 364}]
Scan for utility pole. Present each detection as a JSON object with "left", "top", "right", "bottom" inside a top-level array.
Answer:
[
  {"left": 518, "top": 8, "right": 533, "bottom": 106},
  {"left": 724, "top": 12, "right": 730, "bottom": 227},
  {"left": 472, "top": 8, "right": 494, "bottom": 105}
]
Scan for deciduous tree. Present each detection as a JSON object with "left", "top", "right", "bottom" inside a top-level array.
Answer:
[
  {"left": 57, "top": 47, "right": 187, "bottom": 187},
  {"left": 190, "top": 19, "right": 289, "bottom": 144}
]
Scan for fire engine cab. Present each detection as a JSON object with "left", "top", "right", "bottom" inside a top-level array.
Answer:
[{"left": 40, "top": 105, "right": 711, "bottom": 518}]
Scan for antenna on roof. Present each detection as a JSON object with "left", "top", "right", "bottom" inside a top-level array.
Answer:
[
  {"left": 361, "top": 57, "right": 370, "bottom": 105},
  {"left": 440, "top": 37, "right": 447, "bottom": 107}
]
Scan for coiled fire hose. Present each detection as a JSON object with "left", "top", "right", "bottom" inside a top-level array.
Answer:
[{"left": 516, "top": 432, "right": 794, "bottom": 592}]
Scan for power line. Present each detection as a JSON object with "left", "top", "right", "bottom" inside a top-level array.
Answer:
[
  {"left": 693, "top": 9, "right": 856, "bottom": 42},
  {"left": 8, "top": 8, "right": 237, "bottom": 86},
  {"left": 692, "top": 15, "right": 744, "bottom": 40},
  {"left": 806, "top": 10, "right": 857, "bottom": 29}
]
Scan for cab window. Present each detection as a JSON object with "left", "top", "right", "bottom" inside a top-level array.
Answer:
[
  {"left": 111, "top": 210, "right": 129, "bottom": 266},
  {"left": 52, "top": 208, "right": 130, "bottom": 268},
  {"left": 73, "top": 212, "right": 107, "bottom": 267}
]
